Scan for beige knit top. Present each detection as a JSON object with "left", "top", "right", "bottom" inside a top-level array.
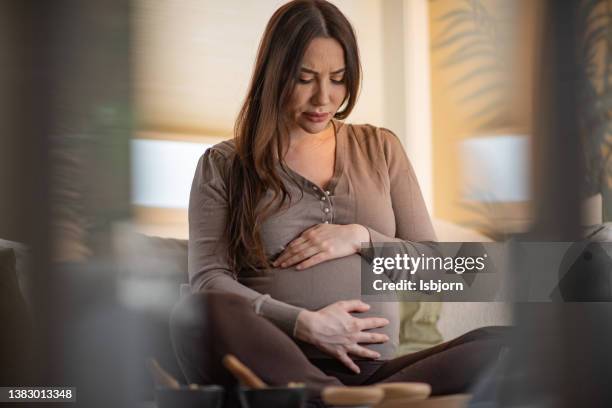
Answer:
[{"left": 188, "top": 119, "right": 436, "bottom": 359}]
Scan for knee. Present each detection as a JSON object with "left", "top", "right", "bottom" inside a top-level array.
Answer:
[
  {"left": 169, "top": 292, "right": 250, "bottom": 384},
  {"left": 459, "top": 325, "right": 512, "bottom": 345},
  {"left": 170, "top": 291, "right": 250, "bottom": 333}
]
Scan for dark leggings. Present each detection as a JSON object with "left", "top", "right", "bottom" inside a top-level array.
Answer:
[{"left": 170, "top": 292, "right": 508, "bottom": 399}]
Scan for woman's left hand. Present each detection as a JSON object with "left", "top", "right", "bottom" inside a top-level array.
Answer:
[{"left": 272, "top": 223, "right": 369, "bottom": 270}]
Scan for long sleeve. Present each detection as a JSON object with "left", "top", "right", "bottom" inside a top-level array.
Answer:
[
  {"left": 188, "top": 147, "right": 304, "bottom": 336},
  {"left": 360, "top": 129, "right": 439, "bottom": 274}
]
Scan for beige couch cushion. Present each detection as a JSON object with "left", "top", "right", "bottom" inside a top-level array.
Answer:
[
  {"left": 431, "top": 219, "right": 513, "bottom": 342},
  {"left": 397, "top": 219, "right": 495, "bottom": 354}
]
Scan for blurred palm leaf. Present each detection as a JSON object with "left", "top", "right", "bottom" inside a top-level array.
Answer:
[
  {"left": 432, "top": 1, "right": 519, "bottom": 237},
  {"left": 577, "top": 0, "right": 612, "bottom": 221},
  {"left": 432, "top": 0, "right": 516, "bottom": 129},
  {"left": 457, "top": 193, "right": 516, "bottom": 241}
]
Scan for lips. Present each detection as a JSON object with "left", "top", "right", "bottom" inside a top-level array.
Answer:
[{"left": 303, "top": 112, "right": 329, "bottom": 123}]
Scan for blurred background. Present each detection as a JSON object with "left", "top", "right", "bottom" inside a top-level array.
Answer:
[
  {"left": 1, "top": 0, "right": 611, "bottom": 407},
  {"left": 128, "top": 0, "right": 539, "bottom": 240}
]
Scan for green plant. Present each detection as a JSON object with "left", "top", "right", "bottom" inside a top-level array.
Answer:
[{"left": 434, "top": 0, "right": 612, "bottom": 223}]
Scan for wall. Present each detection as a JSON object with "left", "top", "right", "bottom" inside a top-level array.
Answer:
[
  {"left": 428, "top": 0, "right": 538, "bottom": 232},
  {"left": 131, "top": 0, "right": 431, "bottom": 234},
  {"left": 132, "top": 0, "right": 387, "bottom": 137}
]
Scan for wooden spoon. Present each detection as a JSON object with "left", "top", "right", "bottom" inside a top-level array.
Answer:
[
  {"left": 147, "top": 358, "right": 180, "bottom": 390},
  {"left": 222, "top": 354, "right": 267, "bottom": 389}
]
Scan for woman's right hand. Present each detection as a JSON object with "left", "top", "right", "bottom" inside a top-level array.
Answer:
[{"left": 294, "top": 300, "right": 390, "bottom": 374}]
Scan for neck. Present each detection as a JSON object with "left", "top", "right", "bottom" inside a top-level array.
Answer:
[{"left": 288, "top": 122, "right": 334, "bottom": 148}]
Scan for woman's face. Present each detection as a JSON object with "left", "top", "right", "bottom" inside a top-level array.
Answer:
[{"left": 285, "top": 37, "right": 347, "bottom": 136}]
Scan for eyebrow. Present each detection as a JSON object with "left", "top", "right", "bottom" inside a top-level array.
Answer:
[{"left": 300, "top": 67, "right": 346, "bottom": 75}]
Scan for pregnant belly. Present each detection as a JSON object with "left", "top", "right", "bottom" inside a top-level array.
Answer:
[{"left": 240, "top": 254, "right": 400, "bottom": 359}]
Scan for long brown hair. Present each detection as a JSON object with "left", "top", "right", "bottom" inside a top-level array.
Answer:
[{"left": 226, "top": 0, "right": 361, "bottom": 272}]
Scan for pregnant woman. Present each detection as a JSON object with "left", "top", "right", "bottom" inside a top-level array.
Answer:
[{"left": 171, "top": 0, "right": 506, "bottom": 403}]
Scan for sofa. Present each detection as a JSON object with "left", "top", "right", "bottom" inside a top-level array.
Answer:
[
  {"left": 0, "top": 239, "right": 32, "bottom": 385},
  {"left": 110, "top": 219, "right": 514, "bottom": 356},
  {"left": 1, "top": 218, "right": 514, "bottom": 397}
]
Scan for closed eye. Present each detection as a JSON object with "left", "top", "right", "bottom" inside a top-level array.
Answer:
[{"left": 297, "top": 78, "right": 345, "bottom": 85}]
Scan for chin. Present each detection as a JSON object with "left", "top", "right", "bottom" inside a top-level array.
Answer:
[{"left": 298, "top": 119, "right": 331, "bottom": 135}]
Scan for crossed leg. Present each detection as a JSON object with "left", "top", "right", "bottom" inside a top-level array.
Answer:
[
  {"left": 365, "top": 326, "right": 508, "bottom": 394},
  {"left": 170, "top": 292, "right": 508, "bottom": 400},
  {"left": 170, "top": 291, "right": 342, "bottom": 396}
]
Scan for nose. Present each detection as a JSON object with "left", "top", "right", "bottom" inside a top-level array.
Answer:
[{"left": 312, "top": 78, "right": 331, "bottom": 106}]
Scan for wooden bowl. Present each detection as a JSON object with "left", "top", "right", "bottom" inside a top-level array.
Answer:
[
  {"left": 155, "top": 385, "right": 224, "bottom": 408},
  {"left": 239, "top": 386, "right": 307, "bottom": 408}
]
